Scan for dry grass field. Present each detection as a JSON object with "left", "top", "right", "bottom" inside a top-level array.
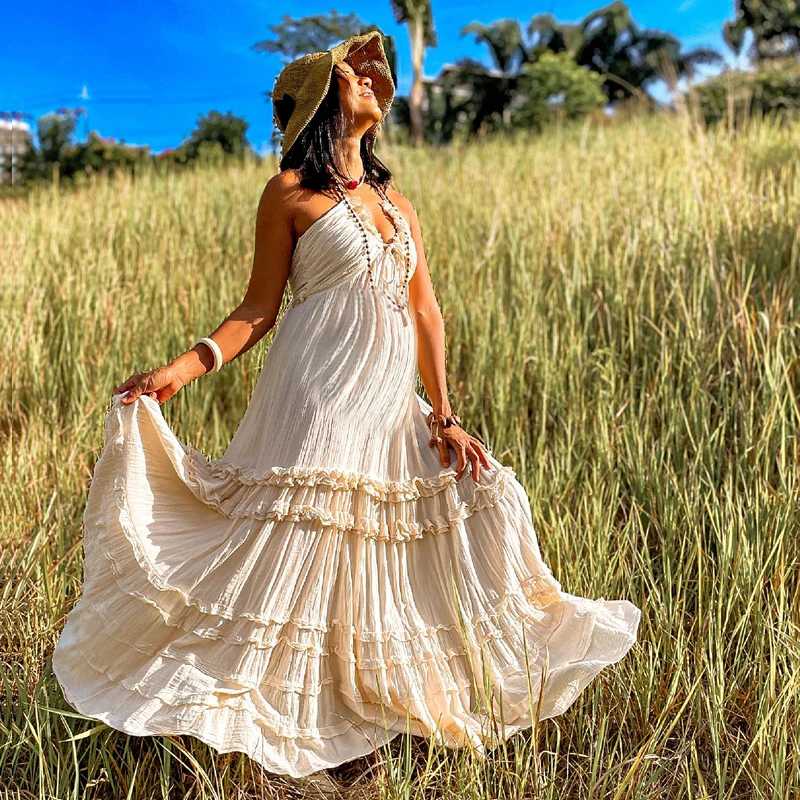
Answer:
[{"left": 2, "top": 106, "right": 799, "bottom": 798}]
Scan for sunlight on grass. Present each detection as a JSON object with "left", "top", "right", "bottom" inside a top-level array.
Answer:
[{"left": 2, "top": 106, "right": 799, "bottom": 798}]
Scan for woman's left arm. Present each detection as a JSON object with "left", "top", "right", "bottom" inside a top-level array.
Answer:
[{"left": 390, "top": 190, "right": 490, "bottom": 482}]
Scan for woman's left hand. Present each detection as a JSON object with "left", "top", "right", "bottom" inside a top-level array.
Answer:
[{"left": 429, "top": 418, "right": 491, "bottom": 482}]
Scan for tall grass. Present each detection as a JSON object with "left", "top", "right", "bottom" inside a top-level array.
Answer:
[{"left": 2, "top": 107, "right": 799, "bottom": 798}]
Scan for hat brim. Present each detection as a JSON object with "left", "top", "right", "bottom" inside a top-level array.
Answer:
[
  {"left": 332, "top": 32, "right": 394, "bottom": 124},
  {"left": 273, "top": 30, "right": 395, "bottom": 159}
]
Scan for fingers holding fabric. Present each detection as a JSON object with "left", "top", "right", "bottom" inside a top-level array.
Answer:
[{"left": 427, "top": 420, "right": 491, "bottom": 482}]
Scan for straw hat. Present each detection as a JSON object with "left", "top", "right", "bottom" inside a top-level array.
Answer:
[{"left": 271, "top": 30, "right": 395, "bottom": 159}]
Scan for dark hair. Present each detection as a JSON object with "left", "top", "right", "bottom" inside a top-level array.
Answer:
[{"left": 278, "top": 63, "right": 392, "bottom": 195}]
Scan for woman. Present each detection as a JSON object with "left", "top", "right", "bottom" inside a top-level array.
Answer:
[{"left": 52, "top": 31, "right": 641, "bottom": 784}]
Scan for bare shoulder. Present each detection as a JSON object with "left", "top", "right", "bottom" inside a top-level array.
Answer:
[
  {"left": 385, "top": 185, "right": 415, "bottom": 215},
  {"left": 257, "top": 169, "right": 311, "bottom": 235},
  {"left": 260, "top": 168, "right": 302, "bottom": 205}
]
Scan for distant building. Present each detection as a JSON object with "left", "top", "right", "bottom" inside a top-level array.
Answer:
[{"left": 0, "top": 118, "right": 31, "bottom": 185}]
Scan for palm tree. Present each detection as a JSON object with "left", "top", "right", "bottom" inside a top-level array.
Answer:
[
  {"left": 389, "top": 0, "right": 438, "bottom": 147},
  {"left": 254, "top": 11, "right": 368, "bottom": 59},
  {"left": 460, "top": 20, "right": 527, "bottom": 128},
  {"left": 724, "top": 0, "right": 800, "bottom": 63},
  {"left": 461, "top": 20, "right": 526, "bottom": 73},
  {"left": 434, "top": 59, "right": 512, "bottom": 136},
  {"left": 532, "top": 1, "right": 723, "bottom": 101},
  {"left": 525, "top": 12, "right": 584, "bottom": 62},
  {"left": 434, "top": 2, "right": 723, "bottom": 141}
]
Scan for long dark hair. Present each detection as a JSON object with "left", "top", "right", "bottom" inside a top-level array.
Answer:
[{"left": 277, "top": 63, "right": 393, "bottom": 195}]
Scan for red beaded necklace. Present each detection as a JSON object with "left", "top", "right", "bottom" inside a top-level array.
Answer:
[{"left": 343, "top": 171, "right": 366, "bottom": 190}]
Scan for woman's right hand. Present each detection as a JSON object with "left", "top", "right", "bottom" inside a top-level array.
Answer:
[{"left": 113, "top": 364, "right": 187, "bottom": 405}]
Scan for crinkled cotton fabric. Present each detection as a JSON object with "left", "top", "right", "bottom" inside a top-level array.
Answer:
[{"left": 52, "top": 191, "right": 642, "bottom": 778}]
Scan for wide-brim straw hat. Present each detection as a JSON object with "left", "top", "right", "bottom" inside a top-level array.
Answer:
[{"left": 271, "top": 30, "right": 395, "bottom": 159}]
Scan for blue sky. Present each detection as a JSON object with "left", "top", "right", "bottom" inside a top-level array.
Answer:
[{"left": 2, "top": 1, "right": 743, "bottom": 155}]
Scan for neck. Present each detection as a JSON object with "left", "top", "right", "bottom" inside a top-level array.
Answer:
[{"left": 335, "top": 134, "right": 365, "bottom": 180}]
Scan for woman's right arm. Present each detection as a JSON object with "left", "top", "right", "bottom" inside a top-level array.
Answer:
[{"left": 114, "top": 172, "right": 296, "bottom": 405}]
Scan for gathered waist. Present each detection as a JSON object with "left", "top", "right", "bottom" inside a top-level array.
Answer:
[{"left": 286, "top": 268, "right": 413, "bottom": 328}]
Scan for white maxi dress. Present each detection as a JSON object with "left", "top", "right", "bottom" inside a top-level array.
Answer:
[{"left": 52, "top": 190, "right": 642, "bottom": 778}]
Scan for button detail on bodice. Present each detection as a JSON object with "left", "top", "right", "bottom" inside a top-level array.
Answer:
[{"left": 346, "top": 194, "right": 415, "bottom": 313}]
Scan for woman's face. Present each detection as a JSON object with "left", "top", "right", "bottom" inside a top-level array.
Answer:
[{"left": 334, "top": 60, "right": 382, "bottom": 130}]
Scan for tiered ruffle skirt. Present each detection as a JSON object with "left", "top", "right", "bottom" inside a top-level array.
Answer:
[{"left": 52, "top": 394, "right": 641, "bottom": 777}]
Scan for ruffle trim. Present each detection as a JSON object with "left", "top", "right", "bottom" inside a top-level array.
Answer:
[
  {"left": 73, "top": 482, "right": 580, "bottom": 721},
  {"left": 86, "top": 544, "right": 564, "bottom": 656},
  {"left": 182, "top": 445, "right": 483, "bottom": 502},
  {"left": 54, "top": 395, "right": 640, "bottom": 770},
  {"left": 56, "top": 566, "right": 636, "bottom": 750},
  {"left": 55, "top": 621, "right": 550, "bottom": 749},
  {"left": 72, "top": 592, "right": 561, "bottom": 698},
  {"left": 91, "top": 397, "right": 563, "bottom": 630},
  {"left": 58, "top": 529, "right": 637, "bottom": 750},
  {"left": 80, "top": 487, "right": 575, "bottom": 704},
  {"left": 64, "top": 553, "right": 601, "bottom": 727},
  {"left": 55, "top": 633, "right": 397, "bottom": 744},
  {"left": 178, "top": 445, "right": 518, "bottom": 543}
]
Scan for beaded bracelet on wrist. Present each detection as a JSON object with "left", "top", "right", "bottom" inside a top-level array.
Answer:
[{"left": 426, "top": 411, "right": 462, "bottom": 439}]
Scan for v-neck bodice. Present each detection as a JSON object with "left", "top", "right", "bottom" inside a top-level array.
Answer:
[
  {"left": 344, "top": 193, "right": 402, "bottom": 247},
  {"left": 288, "top": 190, "right": 417, "bottom": 313}
]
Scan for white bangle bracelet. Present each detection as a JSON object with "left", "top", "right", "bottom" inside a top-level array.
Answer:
[{"left": 195, "top": 337, "right": 224, "bottom": 374}]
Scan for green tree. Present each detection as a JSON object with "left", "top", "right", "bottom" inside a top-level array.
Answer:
[
  {"left": 181, "top": 111, "right": 252, "bottom": 161},
  {"left": 254, "top": 10, "right": 367, "bottom": 59},
  {"left": 254, "top": 11, "right": 398, "bottom": 85},
  {"left": 12, "top": 111, "right": 79, "bottom": 184},
  {"left": 429, "top": 19, "right": 530, "bottom": 140},
  {"left": 36, "top": 112, "right": 78, "bottom": 175},
  {"left": 691, "top": 59, "right": 800, "bottom": 125},
  {"left": 532, "top": 1, "right": 724, "bottom": 101},
  {"left": 461, "top": 19, "right": 527, "bottom": 74},
  {"left": 525, "top": 12, "right": 585, "bottom": 61},
  {"left": 441, "top": 2, "right": 722, "bottom": 143},
  {"left": 460, "top": 20, "right": 526, "bottom": 129},
  {"left": 13, "top": 115, "right": 155, "bottom": 186},
  {"left": 429, "top": 58, "right": 513, "bottom": 140},
  {"left": 724, "top": 0, "right": 800, "bottom": 62},
  {"left": 10, "top": 127, "right": 43, "bottom": 184},
  {"left": 513, "top": 51, "right": 608, "bottom": 131},
  {"left": 66, "top": 132, "right": 151, "bottom": 178}
]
